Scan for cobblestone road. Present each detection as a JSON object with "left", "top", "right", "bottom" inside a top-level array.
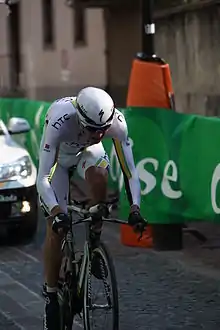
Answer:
[{"left": 0, "top": 214, "right": 220, "bottom": 329}]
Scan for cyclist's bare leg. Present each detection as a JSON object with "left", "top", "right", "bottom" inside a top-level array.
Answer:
[
  {"left": 85, "top": 165, "right": 109, "bottom": 279},
  {"left": 85, "top": 165, "right": 108, "bottom": 205},
  {"left": 43, "top": 212, "right": 63, "bottom": 289},
  {"left": 42, "top": 164, "right": 69, "bottom": 290},
  {"left": 42, "top": 208, "right": 64, "bottom": 330}
]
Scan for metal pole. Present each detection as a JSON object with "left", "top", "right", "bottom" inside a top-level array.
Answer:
[{"left": 141, "top": 0, "right": 155, "bottom": 57}]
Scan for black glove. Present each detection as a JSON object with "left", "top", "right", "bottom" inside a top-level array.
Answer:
[
  {"left": 128, "top": 210, "right": 147, "bottom": 233},
  {"left": 52, "top": 213, "right": 70, "bottom": 234}
]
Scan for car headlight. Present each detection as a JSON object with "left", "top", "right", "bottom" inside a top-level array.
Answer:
[{"left": 0, "top": 156, "right": 32, "bottom": 181}]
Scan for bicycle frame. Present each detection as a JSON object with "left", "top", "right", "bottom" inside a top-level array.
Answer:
[
  {"left": 58, "top": 200, "right": 132, "bottom": 328},
  {"left": 77, "top": 239, "right": 90, "bottom": 296},
  {"left": 60, "top": 221, "right": 89, "bottom": 299},
  {"left": 61, "top": 201, "right": 127, "bottom": 296},
  {"left": 60, "top": 204, "right": 94, "bottom": 300}
]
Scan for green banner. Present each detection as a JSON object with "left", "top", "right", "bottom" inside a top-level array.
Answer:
[
  {"left": 1, "top": 98, "right": 220, "bottom": 224},
  {"left": 110, "top": 107, "right": 220, "bottom": 223}
]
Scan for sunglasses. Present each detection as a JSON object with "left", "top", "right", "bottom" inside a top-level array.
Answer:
[{"left": 84, "top": 124, "right": 111, "bottom": 133}]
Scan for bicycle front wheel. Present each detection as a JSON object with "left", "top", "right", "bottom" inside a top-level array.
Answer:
[{"left": 83, "top": 241, "right": 119, "bottom": 330}]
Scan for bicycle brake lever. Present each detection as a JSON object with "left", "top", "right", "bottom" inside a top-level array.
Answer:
[
  {"left": 136, "top": 223, "right": 147, "bottom": 241},
  {"left": 138, "top": 230, "right": 143, "bottom": 242}
]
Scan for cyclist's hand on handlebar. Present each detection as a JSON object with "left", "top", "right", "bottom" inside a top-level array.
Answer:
[
  {"left": 52, "top": 213, "right": 70, "bottom": 235},
  {"left": 128, "top": 205, "right": 147, "bottom": 234}
]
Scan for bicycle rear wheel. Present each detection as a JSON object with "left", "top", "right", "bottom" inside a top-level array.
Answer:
[{"left": 83, "top": 241, "right": 119, "bottom": 330}]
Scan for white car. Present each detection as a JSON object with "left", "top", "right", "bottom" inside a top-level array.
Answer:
[{"left": 0, "top": 117, "right": 38, "bottom": 241}]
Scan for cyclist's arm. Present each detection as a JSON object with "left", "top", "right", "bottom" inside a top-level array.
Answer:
[
  {"left": 111, "top": 112, "right": 141, "bottom": 208},
  {"left": 112, "top": 137, "right": 140, "bottom": 207},
  {"left": 36, "top": 122, "right": 61, "bottom": 214}
]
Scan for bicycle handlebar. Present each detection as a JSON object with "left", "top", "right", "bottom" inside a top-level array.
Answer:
[
  {"left": 67, "top": 202, "right": 115, "bottom": 217},
  {"left": 67, "top": 202, "right": 129, "bottom": 226},
  {"left": 67, "top": 202, "right": 146, "bottom": 241},
  {"left": 72, "top": 216, "right": 127, "bottom": 226}
]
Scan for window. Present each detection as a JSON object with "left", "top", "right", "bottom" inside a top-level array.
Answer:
[
  {"left": 8, "top": 1, "right": 21, "bottom": 89},
  {"left": 42, "top": 0, "right": 55, "bottom": 49},
  {"left": 74, "top": 5, "right": 86, "bottom": 46}
]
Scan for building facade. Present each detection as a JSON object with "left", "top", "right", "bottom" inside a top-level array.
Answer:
[{"left": 0, "top": 0, "right": 106, "bottom": 100}]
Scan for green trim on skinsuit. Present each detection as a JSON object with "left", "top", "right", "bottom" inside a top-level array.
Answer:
[
  {"left": 71, "top": 99, "right": 77, "bottom": 108},
  {"left": 95, "top": 157, "right": 109, "bottom": 169},
  {"left": 113, "top": 139, "right": 132, "bottom": 179},
  {"left": 48, "top": 162, "right": 58, "bottom": 183}
]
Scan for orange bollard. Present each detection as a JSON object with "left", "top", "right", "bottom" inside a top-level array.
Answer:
[
  {"left": 120, "top": 56, "right": 175, "bottom": 248},
  {"left": 127, "top": 58, "right": 175, "bottom": 109}
]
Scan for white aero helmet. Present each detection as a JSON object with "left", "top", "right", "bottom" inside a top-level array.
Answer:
[{"left": 76, "top": 87, "right": 115, "bottom": 130}]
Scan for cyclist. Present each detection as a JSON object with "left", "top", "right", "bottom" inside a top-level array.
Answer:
[{"left": 36, "top": 86, "right": 146, "bottom": 330}]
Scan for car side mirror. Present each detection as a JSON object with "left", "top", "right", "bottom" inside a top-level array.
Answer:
[{"left": 8, "top": 117, "right": 31, "bottom": 134}]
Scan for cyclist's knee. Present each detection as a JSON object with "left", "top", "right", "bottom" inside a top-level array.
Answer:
[
  {"left": 85, "top": 165, "right": 108, "bottom": 186},
  {"left": 85, "top": 166, "right": 108, "bottom": 203}
]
